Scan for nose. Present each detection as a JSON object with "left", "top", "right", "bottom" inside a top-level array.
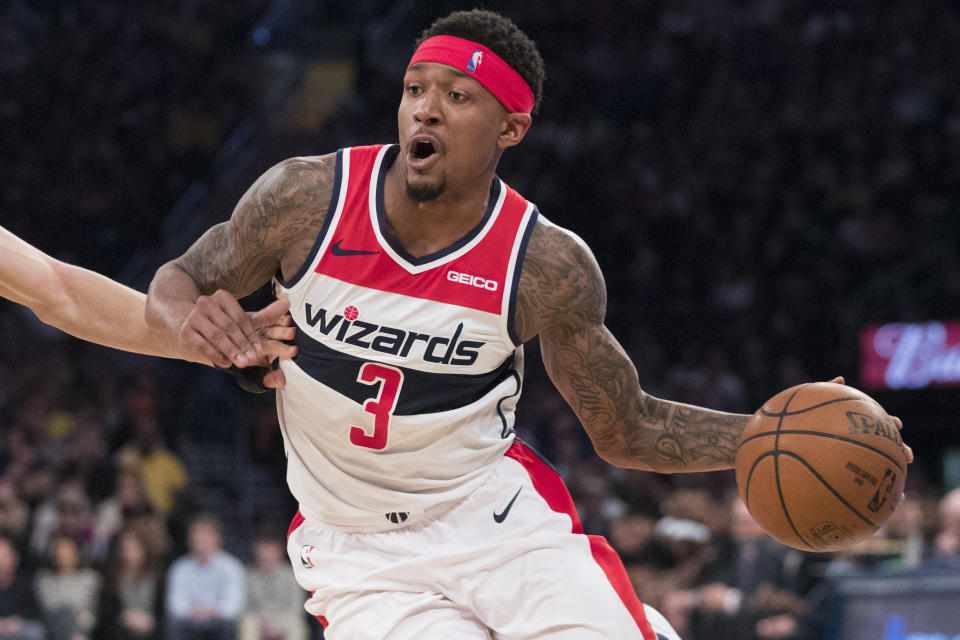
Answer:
[{"left": 413, "top": 89, "right": 442, "bottom": 125}]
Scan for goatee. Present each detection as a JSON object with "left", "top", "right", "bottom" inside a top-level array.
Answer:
[{"left": 405, "top": 178, "right": 447, "bottom": 203}]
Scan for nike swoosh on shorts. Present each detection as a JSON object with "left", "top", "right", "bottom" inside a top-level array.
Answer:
[{"left": 493, "top": 487, "right": 522, "bottom": 523}]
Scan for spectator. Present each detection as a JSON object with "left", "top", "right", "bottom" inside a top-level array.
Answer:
[
  {"left": 97, "top": 528, "right": 163, "bottom": 640},
  {"left": 116, "top": 417, "right": 188, "bottom": 519},
  {"left": 934, "top": 487, "right": 960, "bottom": 557},
  {"left": 240, "top": 534, "right": 306, "bottom": 640},
  {"left": 34, "top": 535, "right": 101, "bottom": 640},
  {"left": 29, "top": 484, "right": 97, "bottom": 567},
  {"left": 95, "top": 463, "right": 157, "bottom": 559},
  {"left": 682, "top": 498, "right": 818, "bottom": 640},
  {"left": 0, "top": 481, "right": 29, "bottom": 547},
  {"left": 165, "top": 515, "right": 244, "bottom": 640},
  {"left": 0, "top": 535, "right": 46, "bottom": 640}
]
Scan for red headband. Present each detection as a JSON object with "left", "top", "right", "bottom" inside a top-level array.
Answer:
[{"left": 408, "top": 35, "right": 535, "bottom": 115}]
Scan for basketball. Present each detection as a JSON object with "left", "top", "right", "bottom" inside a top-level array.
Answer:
[{"left": 735, "top": 382, "right": 907, "bottom": 552}]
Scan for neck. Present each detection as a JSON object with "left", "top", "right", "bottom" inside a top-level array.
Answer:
[{"left": 383, "top": 159, "right": 497, "bottom": 259}]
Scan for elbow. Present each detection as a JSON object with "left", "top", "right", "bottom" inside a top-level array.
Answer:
[
  {"left": 598, "top": 451, "right": 633, "bottom": 470},
  {"left": 594, "top": 442, "right": 677, "bottom": 474},
  {"left": 594, "top": 445, "right": 657, "bottom": 472}
]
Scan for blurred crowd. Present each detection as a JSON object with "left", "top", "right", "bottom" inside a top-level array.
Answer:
[
  {"left": 0, "top": 0, "right": 269, "bottom": 274},
  {"left": 3, "top": 1, "right": 960, "bottom": 639}
]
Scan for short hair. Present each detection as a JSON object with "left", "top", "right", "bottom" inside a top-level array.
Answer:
[
  {"left": 416, "top": 10, "right": 545, "bottom": 113},
  {"left": 189, "top": 513, "right": 222, "bottom": 534}
]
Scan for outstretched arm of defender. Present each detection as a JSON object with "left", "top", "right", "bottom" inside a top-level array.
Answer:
[
  {"left": 0, "top": 226, "right": 294, "bottom": 363},
  {"left": 146, "top": 155, "right": 334, "bottom": 368},
  {"left": 515, "top": 221, "right": 751, "bottom": 473}
]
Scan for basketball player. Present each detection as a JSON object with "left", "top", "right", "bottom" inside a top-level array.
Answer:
[
  {"left": 145, "top": 10, "right": 911, "bottom": 639},
  {"left": 0, "top": 225, "right": 294, "bottom": 379}
]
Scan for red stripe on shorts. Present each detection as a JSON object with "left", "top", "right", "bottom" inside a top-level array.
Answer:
[
  {"left": 287, "top": 510, "right": 305, "bottom": 539},
  {"left": 287, "top": 512, "right": 330, "bottom": 629},
  {"left": 504, "top": 441, "right": 657, "bottom": 640}
]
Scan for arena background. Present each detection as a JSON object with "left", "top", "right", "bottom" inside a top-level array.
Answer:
[{"left": 2, "top": 2, "right": 959, "bottom": 639}]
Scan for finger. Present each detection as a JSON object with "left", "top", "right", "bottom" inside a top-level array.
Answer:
[
  {"left": 263, "top": 369, "right": 286, "bottom": 389},
  {"left": 903, "top": 443, "right": 914, "bottom": 464},
  {"left": 204, "top": 295, "right": 266, "bottom": 365},
  {"left": 261, "top": 325, "right": 296, "bottom": 341},
  {"left": 191, "top": 308, "right": 254, "bottom": 367},
  {"left": 248, "top": 299, "right": 292, "bottom": 329},
  {"left": 211, "top": 290, "right": 262, "bottom": 359},
  {"left": 891, "top": 415, "right": 903, "bottom": 430},
  {"left": 184, "top": 327, "right": 233, "bottom": 368},
  {"left": 260, "top": 339, "right": 298, "bottom": 362},
  {"left": 828, "top": 376, "right": 846, "bottom": 385}
]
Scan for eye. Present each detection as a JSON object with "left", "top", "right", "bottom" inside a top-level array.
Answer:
[
  {"left": 407, "top": 84, "right": 422, "bottom": 96},
  {"left": 449, "top": 91, "right": 467, "bottom": 102}
]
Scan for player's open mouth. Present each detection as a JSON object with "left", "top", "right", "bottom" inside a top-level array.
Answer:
[{"left": 407, "top": 136, "right": 441, "bottom": 170}]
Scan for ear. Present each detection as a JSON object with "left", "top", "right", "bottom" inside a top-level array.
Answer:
[{"left": 498, "top": 112, "right": 532, "bottom": 150}]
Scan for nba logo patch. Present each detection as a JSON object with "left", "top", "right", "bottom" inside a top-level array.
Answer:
[
  {"left": 467, "top": 49, "right": 482, "bottom": 73},
  {"left": 300, "top": 545, "right": 315, "bottom": 568}
]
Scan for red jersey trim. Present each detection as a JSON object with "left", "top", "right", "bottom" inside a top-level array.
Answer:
[{"left": 313, "top": 145, "right": 533, "bottom": 315}]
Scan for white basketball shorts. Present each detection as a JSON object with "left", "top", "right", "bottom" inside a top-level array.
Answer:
[{"left": 286, "top": 440, "right": 681, "bottom": 640}]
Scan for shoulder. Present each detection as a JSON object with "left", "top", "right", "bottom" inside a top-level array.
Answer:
[
  {"left": 514, "top": 217, "right": 607, "bottom": 342},
  {"left": 254, "top": 153, "right": 338, "bottom": 211},
  {"left": 228, "top": 153, "right": 339, "bottom": 245}
]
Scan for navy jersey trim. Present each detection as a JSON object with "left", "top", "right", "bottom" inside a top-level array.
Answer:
[
  {"left": 276, "top": 149, "right": 345, "bottom": 289},
  {"left": 506, "top": 206, "right": 539, "bottom": 346},
  {"left": 374, "top": 145, "right": 502, "bottom": 267},
  {"left": 497, "top": 366, "right": 522, "bottom": 438},
  {"left": 293, "top": 331, "right": 517, "bottom": 415},
  {"left": 514, "top": 438, "right": 562, "bottom": 475}
]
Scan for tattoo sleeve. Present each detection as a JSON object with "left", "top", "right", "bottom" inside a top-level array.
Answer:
[
  {"left": 176, "top": 154, "right": 336, "bottom": 296},
  {"left": 519, "top": 221, "right": 750, "bottom": 473}
]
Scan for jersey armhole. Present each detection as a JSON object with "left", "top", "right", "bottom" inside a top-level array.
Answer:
[
  {"left": 503, "top": 205, "right": 539, "bottom": 347},
  {"left": 275, "top": 148, "right": 348, "bottom": 292}
]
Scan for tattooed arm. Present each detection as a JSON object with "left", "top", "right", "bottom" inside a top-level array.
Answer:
[
  {"left": 515, "top": 219, "right": 750, "bottom": 473},
  {"left": 146, "top": 154, "right": 335, "bottom": 367}
]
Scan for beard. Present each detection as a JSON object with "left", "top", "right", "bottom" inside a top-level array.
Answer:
[{"left": 404, "top": 176, "right": 447, "bottom": 203}]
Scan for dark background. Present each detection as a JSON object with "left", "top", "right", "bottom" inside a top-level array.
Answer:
[{"left": 1, "top": 1, "right": 959, "bottom": 637}]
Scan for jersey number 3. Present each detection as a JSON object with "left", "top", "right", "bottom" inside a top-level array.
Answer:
[{"left": 349, "top": 363, "right": 404, "bottom": 450}]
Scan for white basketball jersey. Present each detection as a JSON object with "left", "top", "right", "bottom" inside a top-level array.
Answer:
[{"left": 274, "top": 144, "right": 539, "bottom": 530}]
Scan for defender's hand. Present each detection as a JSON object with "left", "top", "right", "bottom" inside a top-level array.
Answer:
[
  {"left": 179, "top": 289, "right": 262, "bottom": 367},
  {"left": 180, "top": 292, "right": 298, "bottom": 368},
  {"left": 246, "top": 299, "right": 298, "bottom": 365},
  {"left": 222, "top": 299, "right": 296, "bottom": 392}
]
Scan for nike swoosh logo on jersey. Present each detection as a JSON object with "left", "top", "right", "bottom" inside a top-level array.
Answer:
[
  {"left": 331, "top": 239, "right": 380, "bottom": 256},
  {"left": 493, "top": 487, "right": 522, "bottom": 523}
]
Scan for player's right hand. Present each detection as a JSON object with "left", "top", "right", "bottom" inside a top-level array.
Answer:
[
  {"left": 180, "top": 291, "right": 296, "bottom": 368},
  {"left": 247, "top": 299, "right": 298, "bottom": 366}
]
